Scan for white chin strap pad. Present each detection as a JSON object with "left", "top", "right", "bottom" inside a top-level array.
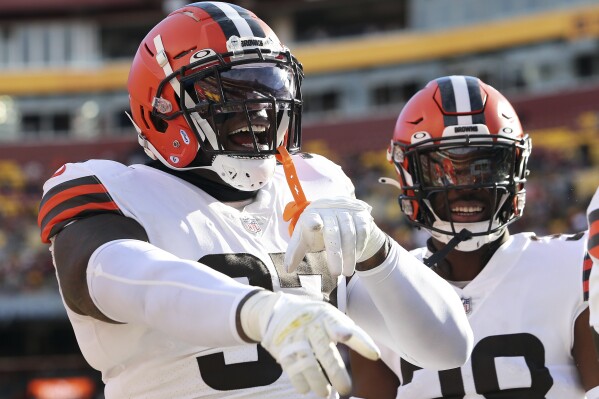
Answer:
[
  {"left": 430, "top": 220, "right": 505, "bottom": 251},
  {"left": 211, "top": 155, "right": 276, "bottom": 191}
]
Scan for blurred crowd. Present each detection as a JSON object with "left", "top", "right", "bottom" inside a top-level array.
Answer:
[
  {"left": 0, "top": 160, "right": 55, "bottom": 294},
  {"left": 0, "top": 144, "right": 595, "bottom": 294}
]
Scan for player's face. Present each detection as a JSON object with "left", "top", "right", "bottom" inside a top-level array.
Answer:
[
  {"left": 421, "top": 145, "right": 513, "bottom": 223},
  {"left": 190, "top": 64, "right": 296, "bottom": 154},
  {"left": 430, "top": 188, "right": 496, "bottom": 224},
  {"left": 216, "top": 108, "right": 272, "bottom": 152}
]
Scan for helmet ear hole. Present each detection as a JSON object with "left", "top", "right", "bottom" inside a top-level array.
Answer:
[
  {"left": 138, "top": 106, "right": 151, "bottom": 130},
  {"left": 150, "top": 113, "right": 168, "bottom": 133}
]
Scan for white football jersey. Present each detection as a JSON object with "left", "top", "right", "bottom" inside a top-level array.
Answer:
[
  {"left": 381, "top": 232, "right": 590, "bottom": 399},
  {"left": 39, "top": 154, "right": 354, "bottom": 399}
]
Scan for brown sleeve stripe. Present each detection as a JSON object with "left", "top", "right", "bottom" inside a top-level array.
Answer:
[
  {"left": 40, "top": 202, "right": 121, "bottom": 243},
  {"left": 39, "top": 176, "right": 101, "bottom": 211},
  {"left": 38, "top": 185, "right": 109, "bottom": 222},
  {"left": 39, "top": 191, "right": 120, "bottom": 236},
  {"left": 38, "top": 176, "right": 122, "bottom": 243},
  {"left": 583, "top": 252, "right": 592, "bottom": 302}
]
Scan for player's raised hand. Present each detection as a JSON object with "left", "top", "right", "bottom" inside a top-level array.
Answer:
[
  {"left": 240, "top": 290, "right": 380, "bottom": 397},
  {"left": 284, "top": 197, "right": 387, "bottom": 277}
]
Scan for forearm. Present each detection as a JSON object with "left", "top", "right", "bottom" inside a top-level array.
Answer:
[
  {"left": 87, "top": 239, "right": 258, "bottom": 347},
  {"left": 349, "top": 239, "right": 472, "bottom": 370}
]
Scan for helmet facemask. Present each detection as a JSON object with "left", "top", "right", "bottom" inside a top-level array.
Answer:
[
  {"left": 151, "top": 47, "right": 303, "bottom": 190},
  {"left": 393, "top": 134, "right": 531, "bottom": 251}
]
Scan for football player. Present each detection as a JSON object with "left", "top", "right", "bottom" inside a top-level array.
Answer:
[
  {"left": 348, "top": 75, "right": 599, "bottom": 398},
  {"left": 37, "top": 4, "right": 472, "bottom": 399}
]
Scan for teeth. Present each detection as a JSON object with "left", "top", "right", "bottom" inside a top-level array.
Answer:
[
  {"left": 242, "top": 143, "right": 269, "bottom": 149},
  {"left": 451, "top": 206, "right": 483, "bottom": 214},
  {"left": 229, "top": 125, "right": 267, "bottom": 135}
]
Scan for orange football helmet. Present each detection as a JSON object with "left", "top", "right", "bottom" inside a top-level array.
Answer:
[
  {"left": 387, "top": 76, "right": 531, "bottom": 251},
  {"left": 127, "top": 2, "right": 303, "bottom": 190}
]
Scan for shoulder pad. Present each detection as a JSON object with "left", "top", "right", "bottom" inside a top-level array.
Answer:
[{"left": 38, "top": 161, "right": 125, "bottom": 243}]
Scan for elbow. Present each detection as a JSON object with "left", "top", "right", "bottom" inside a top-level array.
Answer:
[
  {"left": 416, "top": 286, "right": 474, "bottom": 370},
  {"left": 403, "top": 319, "right": 473, "bottom": 370},
  {"left": 433, "top": 323, "right": 473, "bottom": 369}
]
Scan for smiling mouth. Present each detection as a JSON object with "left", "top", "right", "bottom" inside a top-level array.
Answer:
[
  {"left": 228, "top": 124, "right": 270, "bottom": 150},
  {"left": 449, "top": 204, "right": 486, "bottom": 222}
]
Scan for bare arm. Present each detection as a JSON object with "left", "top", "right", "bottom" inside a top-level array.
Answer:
[
  {"left": 349, "top": 350, "right": 399, "bottom": 399},
  {"left": 572, "top": 308, "right": 599, "bottom": 392},
  {"left": 52, "top": 213, "right": 148, "bottom": 322}
]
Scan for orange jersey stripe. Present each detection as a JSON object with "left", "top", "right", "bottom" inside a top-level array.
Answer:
[
  {"left": 38, "top": 184, "right": 109, "bottom": 226},
  {"left": 588, "top": 218, "right": 599, "bottom": 259},
  {"left": 40, "top": 201, "right": 120, "bottom": 243},
  {"left": 583, "top": 253, "right": 593, "bottom": 301},
  {"left": 584, "top": 256, "right": 593, "bottom": 272}
]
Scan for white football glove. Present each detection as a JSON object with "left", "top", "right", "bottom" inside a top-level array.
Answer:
[
  {"left": 588, "top": 187, "right": 599, "bottom": 262},
  {"left": 240, "top": 290, "right": 380, "bottom": 397},
  {"left": 284, "top": 197, "right": 387, "bottom": 277}
]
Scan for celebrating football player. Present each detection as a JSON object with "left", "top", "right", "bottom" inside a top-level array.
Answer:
[
  {"left": 349, "top": 75, "right": 599, "bottom": 399},
  {"left": 37, "top": 3, "right": 472, "bottom": 399}
]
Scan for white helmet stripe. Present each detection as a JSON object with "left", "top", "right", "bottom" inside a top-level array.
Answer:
[
  {"left": 153, "top": 34, "right": 219, "bottom": 151},
  {"left": 449, "top": 75, "right": 474, "bottom": 125},
  {"left": 210, "top": 2, "right": 254, "bottom": 37},
  {"left": 153, "top": 35, "right": 180, "bottom": 96},
  {"left": 277, "top": 111, "right": 290, "bottom": 147},
  {"left": 190, "top": 111, "right": 219, "bottom": 149}
]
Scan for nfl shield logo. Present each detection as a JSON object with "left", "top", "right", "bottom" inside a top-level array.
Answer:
[
  {"left": 462, "top": 297, "right": 472, "bottom": 314},
  {"left": 241, "top": 217, "right": 262, "bottom": 234}
]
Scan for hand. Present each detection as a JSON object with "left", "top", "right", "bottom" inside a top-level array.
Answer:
[
  {"left": 240, "top": 290, "right": 380, "bottom": 397},
  {"left": 284, "top": 197, "right": 387, "bottom": 277},
  {"left": 588, "top": 187, "right": 599, "bottom": 261}
]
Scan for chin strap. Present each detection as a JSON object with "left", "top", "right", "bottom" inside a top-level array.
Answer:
[
  {"left": 424, "top": 228, "right": 473, "bottom": 268},
  {"left": 275, "top": 146, "right": 311, "bottom": 236}
]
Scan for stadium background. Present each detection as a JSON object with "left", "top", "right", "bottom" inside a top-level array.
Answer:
[{"left": 1, "top": 0, "right": 599, "bottom": 397}]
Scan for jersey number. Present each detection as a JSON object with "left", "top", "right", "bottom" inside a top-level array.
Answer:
[
  {"left": 400, "top": 333, "right": 553, "bottom": 398},
  {"left": 195, "top": 252, "right": 334, "bottom": 391}
]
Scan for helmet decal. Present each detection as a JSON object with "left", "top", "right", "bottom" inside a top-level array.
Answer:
[
  {"left": 179, "top": 130, "right": 190, "bottom": 145},
  {"left": 190, "top": 49, "right": 218, "bottom": 64}
]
